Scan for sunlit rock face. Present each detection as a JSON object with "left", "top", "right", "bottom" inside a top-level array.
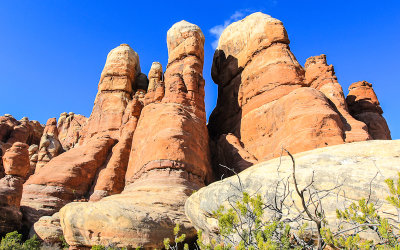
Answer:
[
  {"left": 346, "top": 80, "right": 391, "bottom": 140},
  {"left": 59, "top": 20, "right": 212, "bottom": 249},
  {"left": 208, "top": 12, "right": 382, "bottom": 178}
]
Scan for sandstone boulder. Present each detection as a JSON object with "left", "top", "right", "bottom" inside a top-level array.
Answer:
[
  {"left": 0, "top": 142, "right": 30, "bottom": 235},
  {"left": 30, "top": 212, "right": 63, "bottom": 244},
  {"left": 185, "top": 140, "right": 400, "bottom": 241},
  {"left": 60, "top": 20, "right": 212, "bottom": 249},
  {"left": 3, "top": 142, "right": 30, "bottom": 178},
  {"left": 346, "top": 81, "right": 391, "bottom": 140}
]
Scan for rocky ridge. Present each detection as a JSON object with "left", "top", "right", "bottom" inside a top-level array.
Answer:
[{"left": 0, "top": 11, "right": 393, "bottom": 249}]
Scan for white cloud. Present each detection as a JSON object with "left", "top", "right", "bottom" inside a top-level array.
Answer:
[{"left": 209, "top": 10, "right": 249, "bottom": 50}]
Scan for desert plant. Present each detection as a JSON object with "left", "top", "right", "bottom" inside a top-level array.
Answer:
[{"left": 0, "top": 231, "right": 40, "bottom": 250}]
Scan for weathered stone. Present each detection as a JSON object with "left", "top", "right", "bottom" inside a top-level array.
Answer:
[
  {"left": 57, "top": 113, "right": 87, "bottom": 150},
  {"left": 304, "top": 55, "right": 371, "bottom": 142},
  {"left": 60, "top": 20, "right": 212, "bottom": 249},
  {"left": 145, "top": 62, "right": 164, "bottom": 105},
  {"left": 21, "top": 137, "right": 116, "bottom": 227},
  {"left": 0, "top": 175, "right": 25, "bottom": 235},
  {"left": 36, "top": 118, "right": 63, "bottom": 172},
  {"left": 3, "top": 142, "right": 30, "bottom": 178},
  {"left": 30, "top": 212, "right": 63, "bottom": 244},
  {"left": 0, "top": 142, "right": 30, "bottom": 235},
  {"left": 80, "top": 44, "right": 140, "bottom": 142},
  {"left": 185, "top": 140, "right": 400, "bottom": 242},
  {"left": 0, "top": 115, "right": 44, "bottom": 146},
  {"left": 89, "top": 98, "right": 143, "bottom": 201},
  {"left": 208, "top": 13, "right": 354, "bottom": 177},
  {"left": 346, "top": 81, "right": 391, "bottom": 139}
]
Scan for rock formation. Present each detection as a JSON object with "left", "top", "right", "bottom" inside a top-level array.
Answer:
[
  {"left": 0, "top": 115, "right": 43, "bottom": 146},
  {"left": 0, "top": 142, "right": 30, "bottom": 235},
  {"left": 0, "top": 11, "right": 392, "bottom": 248},
  {"left": 35, "top": 118, "right": 63, "bottom": 172},
  {"left": 59, "top": 20, "right": 212, "bottom": 249},
  {"left": 21, "top": 137, "right": 116, "bottom": 227},
  {"left": 57, "top": 112, "right": 87, "bottom": 150},
  {"left": 79, "top": 44, "right": 141, "bottom": 142},
  {"left": 304, "top": 55, "right": 371, "bottom": 142},
  {"left": 346, "top": 81, "right": 391, "bottom": 140},
  {"left": 208, "top": 12, "right": 362, "bottom": 176},
  {"left": 29, "top": 212, "right": 63, "bottom": 244},
  {"left": 185, "top": 139, "right": 400, "bottom": 242}
]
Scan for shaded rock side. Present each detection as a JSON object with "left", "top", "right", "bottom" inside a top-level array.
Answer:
[
  {"left": 35, "top": 118, "right": 63, "bottom": 172},
  {"left": 0, "top": 142, "right": 30, "bottom": 235},
  {"left": 346, "top": 81, "right": 391, "bottom": 140},
  {"left": 0, "top": 115, "right": 44, "bottom": 146},
  {"left": 208, "top": 13, "right": 349, "bottom": 177},
  {"left": 60, "top": 20, "right": 212, "bottom": 249},
  {"left": 89, "top": 98, "right": 143, "bottom": 201},
  {"left": 30, "top": 212, "right": 63, "bottom": 244},
  {"left": 185, "top": 140, "right": 400, "bottom": 241},
  {"left": 57, "top": 112, "right": 88, "bottom": 150},
  {"left": 21, "top": 137, "right": 116, "bottom": 227},
  {"left": 304, "top": 55, "right": 371, "bottom": 142},
  {"left": 79, "top": 44, "right": 140, "bottom": 142}
]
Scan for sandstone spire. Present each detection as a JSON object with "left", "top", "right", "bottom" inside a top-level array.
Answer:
[
  {"left": 60, "top": 20, "right": 212, "bottom": 249},
  {"left": 80, "top": 44, "right": 140, "bottom": 141},
  {"left": 208, "top": 12, "right": 347, "bottom": 176},
  {"left": 346, "top": 81, "right": 391, "bottom": 139},
  {"left": 304, "top": 55, "right": 371, "bottom": 142}
]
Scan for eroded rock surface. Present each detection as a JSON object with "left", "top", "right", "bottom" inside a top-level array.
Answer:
[
  {"left": 60, "top": 20, "right": 212, "bottom": 249},
  {"left": 57, "top": 112, "right": 87, "bottom": 150},
  {"left": 35, "top": 118, "right": 63, "bottom": 172},
  {"left": 79, "top": 44, "right": 141, "bottom": 142},
  {"left": 21, "top": 137, "right": 116, "bottom": 227},
  {"left": 346, "top": 81, "right": 391, "bottom": 140},
  {"left": 208, "top": 13, "right": 356, "bottom": 177},
  {"left": 186, "top": 140, "right": 400, "bottom": 242},
  {"left": 0, "top": 142, "right": 30, "bottom": 235},
  {"left": 304, "top": 55, "right": 371, "bottom": 142}
]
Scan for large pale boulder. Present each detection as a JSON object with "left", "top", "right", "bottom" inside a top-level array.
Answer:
[
  {"left": 185, "top": 140, "right": 400, "bottom": 241},
  {"left": 60, "top": 20, "right": 212, "bottom": 249},
  {"left": 346, "top": 81, "right": 391, "bottom": 140},
  {"left": 30, "top": 212, "right": 63, "bottom": 244}
]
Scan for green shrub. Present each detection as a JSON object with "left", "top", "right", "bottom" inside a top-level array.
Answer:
[{"left": 0, "top": 231, "right": 40, "bottom": 250}]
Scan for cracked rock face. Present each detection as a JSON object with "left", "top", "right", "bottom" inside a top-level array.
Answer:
[
  {"left": 346, "top": 81, "right": 391, "bottom": 140},
  {"left": 59, "top": 20, "right": 212, "bottom": 249},
  {"left": 208, "top": 12, "right": 356, "bottom": 177},
  {"left": 0, "top": 142, "right": 30, "bottom": 234},
  {"left": 80, "top": 44, "right": 141, "bottom": 142},
  {"left": 304, "top": 55, "right": 371, "bottom": 143}
]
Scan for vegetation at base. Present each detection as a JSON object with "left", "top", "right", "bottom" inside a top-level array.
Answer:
[
  {"left": 0, "top": 231, "right": 40, "bottom": 250},
  {"left": 163, "top": 169, "right": 400, "bottom": 249}
]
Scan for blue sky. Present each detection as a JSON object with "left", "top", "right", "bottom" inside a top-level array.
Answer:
[{"left": 1, "top": 0, "right": 399, "bottom": 139}]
